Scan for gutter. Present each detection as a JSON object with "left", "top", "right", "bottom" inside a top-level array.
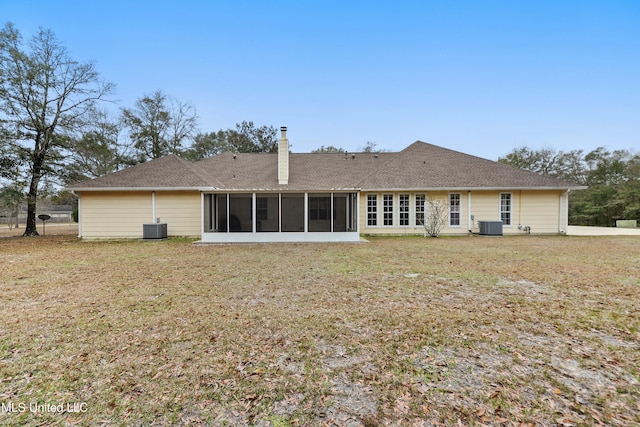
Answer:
[
  {"left": 359, "top": 186, "right": 588, "bottom": 192},
  {"left": 66, "top": 187, "right": 219, "bottom": 192}
]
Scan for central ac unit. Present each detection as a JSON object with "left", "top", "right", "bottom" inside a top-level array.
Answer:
[
  {"left": 478, "top": 221, "right": 503, "bottom": 236},
  {"left": 143, "top": 223, "right": 168, "bottom": 239}
]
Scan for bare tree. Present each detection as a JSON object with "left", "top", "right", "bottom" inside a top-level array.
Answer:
[
  {"left": 121, "top": 90, "right": 198, "bottom": 160},
  {"left": 64, "top": 109, "right": 131, "bottom": 183},
  {"left": 168, "top": 99, "right": 198, "bottom": 154},
  {"left": 0, "top": 23, "right": 115, "bottom": 236},
  {"left": 421, "top": 199, "right": 450, "bottom": 237}
]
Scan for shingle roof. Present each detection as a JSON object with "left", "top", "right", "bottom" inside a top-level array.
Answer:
[
  {"left": 68, "top": 141, "right": 582, "bottom": 191},
  {"left": 67, "top": 155, "right": 221, "bottom": 190},
  {"left": 357, "top": 141, "right": 579, "bottom": 190},
  {"left": 195, "top": 151, "right": 396, "bottom": 191}
]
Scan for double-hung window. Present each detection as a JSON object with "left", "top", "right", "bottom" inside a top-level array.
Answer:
[
  {"left": 449, "top": 193, "right": 461, "bottom": 226},
  {"left": 399, "top": 194, "right": 410, "bottom": 226},
  {"left": 367, "top": 194, "right": 378, "bottom": 226},
  {"left": 383, "top": 194, "right": 394, "bottom": 226},
  {"left": 415, "top": 194, "right": 425, "bottom": 227},
  {"left": 500, "top": 193, "right": 512, "bottom": 226},
  {"left": 256, "top": 197, "right": 268, "bottom": 220}
]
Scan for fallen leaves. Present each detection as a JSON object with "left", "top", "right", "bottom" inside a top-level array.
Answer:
[{"left": 1, "top": 235, "right": 639, "bottom": 425}]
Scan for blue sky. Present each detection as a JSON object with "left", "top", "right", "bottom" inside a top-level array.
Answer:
[{"left": 3, "top": 0, "right": 639, "bottom": 159}]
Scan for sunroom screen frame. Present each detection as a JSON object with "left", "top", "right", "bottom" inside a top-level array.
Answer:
[{"left": 201, "top": 191, "right": 360, "bottom": 243}]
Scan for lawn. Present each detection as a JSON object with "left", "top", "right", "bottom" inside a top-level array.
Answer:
[{"left": 0, "top": 234, "right": 638, "bottom": 426}]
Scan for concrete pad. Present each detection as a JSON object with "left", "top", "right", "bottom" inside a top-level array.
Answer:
[{"left": 567, "top": 226, "right": 640, "bottom": 236}]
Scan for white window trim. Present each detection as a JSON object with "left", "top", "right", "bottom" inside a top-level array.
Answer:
[
  {"left": 366, "top": 193, "right": 379, "bottom": 228},
  {"left": 398, "top": 193, "right": 410, "bottom": 228},
  {"left": 382, "top": 193, "right": 394, "bottom": 227},
  {"left": 414, "top": 193, "right": 426, "bottom": 228},
  {"left": 449, "top": 192, "right": 462, "bottom": 228},
  {"left": 500, "top": 192, "right": 513, "bottom": 227}
]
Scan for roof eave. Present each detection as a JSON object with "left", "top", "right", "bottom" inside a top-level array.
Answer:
[
  {"left": 67, "top": 186, "right": 219, "bottom": 192},
  {"left": 360, "top": 186, "right": 586, "bottom": 192},
  {"left": 203, "top": 187, "right": 362, "bottom": 192}
]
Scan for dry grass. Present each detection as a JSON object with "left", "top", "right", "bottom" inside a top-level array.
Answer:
[{"left": 0, "top": 233, "right": 639, "bottom": 426}]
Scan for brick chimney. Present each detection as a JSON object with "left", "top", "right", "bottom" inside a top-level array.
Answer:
[{"left": 278, "top": 126, "right": 289, "bottom": 185}]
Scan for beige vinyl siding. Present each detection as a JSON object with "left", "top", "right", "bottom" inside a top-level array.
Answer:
[
  {"left": 430, "top": 191, "right": 469, "bottom": 235},
  {"left": 155, "top": 191, "right": 201, "bottom": 237},
  {"left": 517, "top": 191, "right": 563, "bottom": 234},
  {"left": 80, "top": 191, "right": 152, "bottom": 238},
  {"left": 470, "top": 190, "right": 564, "bottom": 234},
  {"left": 359, "top": 191, "right": 469, "bottom": 235},
  {"left": 360, "top": 190, "right": 565, "bottom": 236},
  {"left": 468, "top": 191, "right": 500, "bottom": 232},
  {"left": 80, "top": 191, "right": 201, "bottom": 238}
]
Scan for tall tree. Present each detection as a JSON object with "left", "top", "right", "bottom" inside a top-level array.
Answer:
[
  {"left": 0, "top": 23, "right": 114, "bottom": 236},
  {"left": 184, "top": 130, "right": 229, "bottom": 160},
  {"left": 183, "top": 121, "right": 278, "bottom": 160},
  {"left": 227, "top": 121, "right": 278, "bottom": 153},
  {"left": 360, "top": 141, "right": 389, "bottom": 153},
  {"left": 500, "top": 145, "right": 640, "bottom": 226},
  {"left": 64, "top": 109, "right": 131, "bottom": 183},
  {"left": 312, "top": 145, "right": 346, "bottom": 153},
  {"left": 121, "top": 90, "right": 198, "bottom": 161},
  {"left": 0, "top": 184, "right": 23, "bottom": 228},
  {"left": 499, "top": 146, "right": 587, "bottom": 184}
]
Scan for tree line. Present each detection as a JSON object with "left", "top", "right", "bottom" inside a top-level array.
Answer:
[
  {"left": 499, "top": 147, "right": 640, "bottom": 227},
  {"left": 2, "top": 23, "right": 638, "bottom": 235},
  {"left": 0, "top": 23, "right": 279, "bottom": 235}
]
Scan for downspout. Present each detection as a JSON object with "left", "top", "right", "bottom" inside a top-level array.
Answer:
[
  {"left": 151, "top": 191, "right": 156, "bottom": 223},
  {"left": 560, "top": 189, "right": 570, "bottom": 234},
  {"left": 467, "top": 191, "right": 472, "bottom": 233},
  {"left": 518, "top": 190, "right": 522, "bottom": 227}
]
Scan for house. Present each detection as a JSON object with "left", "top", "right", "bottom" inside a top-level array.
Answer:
[
  {"left": 66, "top": 127, "right": 584, "bottom": 242},
  {"left": 5, "top": 204, "right": 74, "bottom": 225}
]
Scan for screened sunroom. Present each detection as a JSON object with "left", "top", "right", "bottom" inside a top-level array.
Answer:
[{"left": 201, "top": 192, "right": 360, "bottom": 242}]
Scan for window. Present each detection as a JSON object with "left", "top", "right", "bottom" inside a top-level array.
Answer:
[
  {"left": 449, "top": 193, "right": 461, "bottom": 226},
  {"left": 415, "top": 194, "right": 425, "bottom": 226},
  {"left": 383, "top": 194, "right": 394, "bottom": 226},
  {"left": 399, "top": 194, "right": 410, "bottom": 226},
  {"left": 500, "top": 193, "right": 512, "bottom": 226},
  {"left": 309, "top": 196, "right": 330, "bottom": 220},
  {"left": 257, "top": 197, "right": 268, "bottom": 220},
  {"left": 367, "top": 194, "right": 378, "bottom": 226}
]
